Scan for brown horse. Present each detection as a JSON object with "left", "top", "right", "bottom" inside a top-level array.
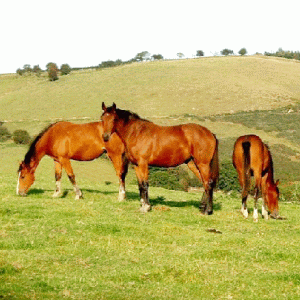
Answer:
[
  {"left": 232, "top": 134, "right": 279, "bottom": 221},
  {"left": 17, "top": 121, "right": 128, "bottom": 200},
  {"left": 101, "top": 103, "right": 219, "bottom": 213}
]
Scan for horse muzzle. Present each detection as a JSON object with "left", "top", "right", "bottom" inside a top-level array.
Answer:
[
  {"left": 270, "top": 209, "right": 279, "bottom": 219},
  {"left": 17, "top": 189, "right": 27, "bottom": 197},
  {"left": 102, "top": 133, "right": 111, "bottom": 142}
]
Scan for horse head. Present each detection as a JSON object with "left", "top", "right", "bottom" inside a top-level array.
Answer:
[
  {"left": 101, "top": 102, "right": 117, "bottom": 142},
  {"left": 17, "top": 161, "right": 35, "bottom": 196},
  {"left": 265, "top": 179, "right": 280, "bottom": 219}
]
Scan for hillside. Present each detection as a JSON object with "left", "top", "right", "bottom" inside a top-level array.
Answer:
[
  {"left": 2, "top": 55, "right": 300, "bottom": 187},
  {"left": 2, "top": 55, "right": 300, "bottom": 124}
]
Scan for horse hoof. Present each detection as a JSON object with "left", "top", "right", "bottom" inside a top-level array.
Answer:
[
  {"left": 241, "top": 208, "right": 248, "bottom": 219},
  {"left": 118, "top": 194, "right": 126, "bottom": 202},
  {"left": 140, "top": 204, "right": 151, "bottom": 213},
  {"left": 52, "top": 192, "right": 62, "bottom": 198}
]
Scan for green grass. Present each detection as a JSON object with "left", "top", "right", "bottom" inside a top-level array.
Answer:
[
  {"left": 1, "top": 142, "right": 300, "bottom": 299},
  {"left": 2, "top": 55, "right": 300, "bottom": 298}
]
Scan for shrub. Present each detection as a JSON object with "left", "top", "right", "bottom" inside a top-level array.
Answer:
[
  {"left": 218, "top": 161, "right": 240, "bottom": 192},
  {"left": 60, "top": 64, "right": 71, "bottom": 75},
  {"left": 238, "top": 48, "right": 247, "bottom": 56},
  {"left": 0, "top": 126, "right": 11, "bottom": 142},
  {"left": 16, "top": 68, "right": 24, "bottom": 76},
  {"left": 13, "top": 130, "right": 31, "bottom": 145},
  {"left": 47, "top": 63, "right": 59, "bottom": 81},
  {"left": 149, "top": 167, "right": 183, "bottom": 191},
  {"left": 33, "top": 65, "right": 42, "bottom": 76},
  {"left": 221, "top": 49, "right": 234, "bottom": 56}
]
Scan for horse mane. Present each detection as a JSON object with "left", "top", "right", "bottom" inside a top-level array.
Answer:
[
  {"left": 264, "top": 143, "right": 276, "bottom": 183},
  {"left": 115, "top": 108, "right": 150, "bottom": 123},
  {"left": 22, "top": 122, "right": 58, "bottom": 167}
]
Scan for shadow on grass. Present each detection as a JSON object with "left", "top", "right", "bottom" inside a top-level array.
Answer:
[
  {"left": 25, "top": 188, "right": 222, "bottom": 211},
  {"left": 123, "top": 191, "right": 222, "bottom": 212},
  {"left": 27, "top": 188, "right": 51, "bottom": 195}
]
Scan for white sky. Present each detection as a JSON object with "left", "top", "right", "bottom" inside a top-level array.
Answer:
[{"left": 1, "top": 0, "right": 299, "bottom": 74}]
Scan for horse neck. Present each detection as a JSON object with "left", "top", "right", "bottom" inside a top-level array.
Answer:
[
  {"left": 262, "top": 168, "right": 276, "bottom": 192},
  {"left": 24, "top": 136, "right": 46, "bottom": 172},
  {"left": 115, "top": 118, "right": 136, "bottom": 143}
]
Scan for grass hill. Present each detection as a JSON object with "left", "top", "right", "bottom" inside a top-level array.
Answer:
[
  {"left": 2, "top": 55, "right": 300, "bottom": 299},
  {"left": 2, "top": 55, "right": 300, "bottom": 189}
]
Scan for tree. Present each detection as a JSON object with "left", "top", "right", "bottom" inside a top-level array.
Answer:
[
  {"left": 23, "top": 64, "right": 32, "bottom": 73},
  {"left": 152, "top": 54, "right": 164, "bottom": 60},
  {"left": 238, "top": 48, "right": 247, "bottom": 56},
  {"left": 60, "top": 64, "right": 71, "bottom": 75},
  {"left": 16, "top": 68, "right": 24, "bottom": 76},
  {"left": 221, "top": 49, "right": 234, "bottom": 56},
  {"left": 46, "top": 62, "right": 56, "bottom": 71},
  {"left": 134, "top": 51, "right": 150, "bottom": 62},
  {"left": 33, "top": 65, "right": 42, "bottom": 76},
  {"left": 177, "top": 52, "right": 184, "bottom": 59},
  {"left": 47, "top": 63, "right": 59, "bottom": 81},
  {"left": 196, "top": 50, "right": 204, "bottom": 57}
]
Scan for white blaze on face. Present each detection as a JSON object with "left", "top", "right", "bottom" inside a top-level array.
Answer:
[{"left": 16, "top": 172, "right": 21, "bottom": 195}]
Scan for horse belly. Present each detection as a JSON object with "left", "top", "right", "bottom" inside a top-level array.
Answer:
[{"left": 149, "top": 147, "right": 189, "bottom": 167}]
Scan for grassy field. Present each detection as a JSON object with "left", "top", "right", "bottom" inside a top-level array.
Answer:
[
  {"left": 1, "top": 144, "right": 300, "bottom": 299},
  {"left": 1, "top": 55, "right": 300, "bottom": 299}
]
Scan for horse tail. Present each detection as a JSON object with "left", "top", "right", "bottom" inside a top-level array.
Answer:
[
  {"left": 210, "top": 137, "right": 219, "bottom": 188},
  {"left": 242, "top": 141, "right": 251, "bottom": 193}
]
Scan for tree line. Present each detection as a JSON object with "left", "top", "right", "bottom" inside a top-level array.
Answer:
[{"left": 17, "top": 47, "right": 300, "bottom": 81}]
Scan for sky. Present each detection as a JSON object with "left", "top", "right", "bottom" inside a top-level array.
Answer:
[{"left": 1, "top": 0, "right": 299, "bottom": 74}]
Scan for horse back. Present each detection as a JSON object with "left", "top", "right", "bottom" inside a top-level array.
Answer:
[
  {"left": 123, "top": 121, "right": 217, "bottom": 166},
  {"left": 233, "top": 134, "right": 270, "bottom": 175},
  {"left": 40, "top": 121, "right": 123, "bottom": 161}
]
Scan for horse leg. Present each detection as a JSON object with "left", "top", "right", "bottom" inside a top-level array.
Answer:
[
  {"left": 188, "top": 161, "right": 214, "bottom": 215},
  {"left": 53, "top": 160, "right": 63, "bottom": 197},
  {"left": 134, "top": 163, "right": 151, "bottom": 213},
  {"left": 60, "top": 158, "right": 83, "bottom": 200},
  {"left": 109, "top": 153, "right": 128, "bottom": 202},
  {"left": 261, "top": 179, "right": 269, "bottom": 220},
  {"left": 236, "top": 168, "right": 249, "bottom": 218},
  {"left": 253, "top": 175, "right": 262, "bottom": 222},
  {"left": 261, "top": 200, "right": 269, "bottom": 220}
]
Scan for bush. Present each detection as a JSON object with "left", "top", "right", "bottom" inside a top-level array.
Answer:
[
  {"left": 0, "top": 126, "right": 11, "bottom": 142},
  {"left": 33, "top": 65, "right": 42, "bottom": 76},
  {"left": 218, "top": 161, "right": 240, "bottom": 192},
  {"left": 60, "top": 64, "right": 71, "bottom": 75},
  {"left": 13, "top": 130, "right": 31, "bottom": 145},
  {"left": 238, "top": 48, "right": 247, "bottom": 56},
  {"left": 47, "top": 63, "right": 59, "bottom": 81},
  {"left": 221, "top": 49, "right": 234, "bottom": 56},
  {"left": 16, "top": 68, "right": 24, "bottom": 76}
]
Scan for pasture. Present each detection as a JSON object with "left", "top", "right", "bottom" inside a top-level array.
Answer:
[{"left": 1, "top": 56, "right": 300, "bottom": 299}]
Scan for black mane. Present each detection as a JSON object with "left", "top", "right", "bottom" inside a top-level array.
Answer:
[
  {"left": 112, "top": 107, "right": 150, "bottom": 123},
  {"left": 22, "top": 122, "right": 57, "bottom": 166}
]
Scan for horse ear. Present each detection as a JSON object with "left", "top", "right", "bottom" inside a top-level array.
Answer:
[
  {"left": 112, "top": 102, "right": 116, "bottom": 110},
  {"left": 275, "top": 179, "right": 279, "bottom": 186},
  {"left": 102, "top": 102, "right": 106, "bottom": 111}
]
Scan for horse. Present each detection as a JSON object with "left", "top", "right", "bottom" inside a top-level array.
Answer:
[
  {"left": 101, "top": 102, "right": 219, "bottom": 214},
  {"left": 232, "top": 134, "right": 279, "bottom": 221},
  {"left": 17, "top": 121, "right": 128, "bottom": 201}
]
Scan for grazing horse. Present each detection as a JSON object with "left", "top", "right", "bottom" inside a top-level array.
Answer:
[
  {"left": 17, "top": 121, "right": 128, "bottom": 200},
  {"left": 232, "top": 134, "right": 279, "bottom": 221},
  {"left": 101, "top": 102, "right": 219, "bottom": 214}
]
